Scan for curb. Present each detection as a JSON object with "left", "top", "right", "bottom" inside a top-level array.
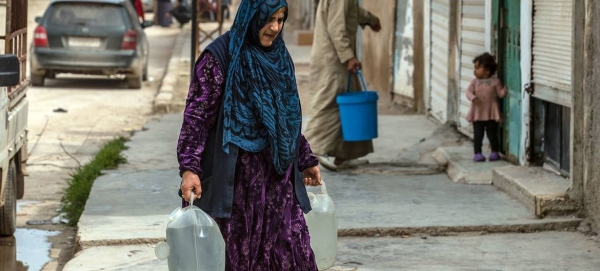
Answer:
[
  {"left": 154, "top": 28, "right": 188, "bottom": 114},
  {"left": 77, "top": 219, "right": 583, "bottom": 250},
  {"left": 337, "top": 219, "right": 583, "bottom": 237}
]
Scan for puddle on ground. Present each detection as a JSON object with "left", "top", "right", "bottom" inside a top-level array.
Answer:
[{"left": 0, "top": 228, "right": 60, "bottom": 271}]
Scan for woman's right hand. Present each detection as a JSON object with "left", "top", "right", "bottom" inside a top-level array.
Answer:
[{"left": 181, "top": 171, "right": 202, "bottom": 202}]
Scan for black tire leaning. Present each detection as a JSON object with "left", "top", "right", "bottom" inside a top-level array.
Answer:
[{"left": 0, "top": 160, "right": 18, "bottom": 236}]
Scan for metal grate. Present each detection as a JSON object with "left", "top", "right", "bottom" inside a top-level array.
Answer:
[{"left": 1, "top": 0, "right": 29, "bottom": 97}]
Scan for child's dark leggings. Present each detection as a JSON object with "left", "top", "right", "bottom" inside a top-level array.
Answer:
[{"left": 473, "top": 120, "right": 500, "bottom": 154}]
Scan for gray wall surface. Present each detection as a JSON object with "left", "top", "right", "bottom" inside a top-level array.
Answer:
[{"left": 583, "top": 0, "right": 600, "bottom": 231}]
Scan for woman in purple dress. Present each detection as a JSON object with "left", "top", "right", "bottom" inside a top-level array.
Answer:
[{"left": 177, "top": 0, "right": 321, "bottom": 270}]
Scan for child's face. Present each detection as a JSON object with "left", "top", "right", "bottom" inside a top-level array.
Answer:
[{"left": 473, "top": 62, "right": 490, "bottom": 79}]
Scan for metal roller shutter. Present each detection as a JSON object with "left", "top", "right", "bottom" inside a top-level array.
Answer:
[
  {"left": 429, "top": 0, "right": 450, "bottom": 123},
  {"left": 458, "top": 0, "right": 486, "bottom": 136},
  {"left": 531, "top": 0, "right": 572, "bottom": 107}
]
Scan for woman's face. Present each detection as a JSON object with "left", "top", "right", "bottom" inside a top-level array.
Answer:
[{"left": 258, "top": 9, "right": 285, "bottom": 47}]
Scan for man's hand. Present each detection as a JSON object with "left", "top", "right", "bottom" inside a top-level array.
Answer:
[
  {"left": 181, "top": 171, "right": 202, "bottom": 202},
  {"left": 346, "top": 58, "right": 362, "bottom": 74},
  {"left": 303, "top": 166, "right": 322, "bottom": 186},
  {"left": 370, "top": 22, "right": 382, "bottom": 32}
]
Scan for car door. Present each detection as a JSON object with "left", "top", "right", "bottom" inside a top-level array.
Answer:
[{"left": 123, "top": 1, "right": 148, "bottom": 59}]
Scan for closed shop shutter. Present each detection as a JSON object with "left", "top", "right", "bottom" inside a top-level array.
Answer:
[
  {"left": 532, "top": 0, "right": 572, "bottom": 107},
  {"left": 393, "top": 0, "right": 414, "bottom": 99},
  {"left": 429, "top": 0, "right": 451, "bottom": 122},
  {"left": 458, "top": 0, "right": 486, "bottom": 136}
]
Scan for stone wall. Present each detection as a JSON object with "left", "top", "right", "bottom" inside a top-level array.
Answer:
[{"left": 583, "top": 0, "right": 600, "bottom": 231}]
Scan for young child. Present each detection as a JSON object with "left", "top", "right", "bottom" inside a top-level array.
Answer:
[{"left": 466, "top": 52, "right": 507, "bottom": 162}]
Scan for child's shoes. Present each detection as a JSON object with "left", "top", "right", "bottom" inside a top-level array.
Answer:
[
  {"left": 473, "top": 153, "right": 486, "bottom": 162},
  {"left": 489, "top": 152, "right": 500, "bottom": 161}
]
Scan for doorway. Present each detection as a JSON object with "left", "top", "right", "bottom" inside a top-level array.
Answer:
[{"left": 493, "top": 0, "right": 521, "bottom": 163}]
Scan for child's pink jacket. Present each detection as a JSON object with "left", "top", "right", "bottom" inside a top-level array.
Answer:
[{"left": 466, "top": 78, "right": 507, "bottom": 122}]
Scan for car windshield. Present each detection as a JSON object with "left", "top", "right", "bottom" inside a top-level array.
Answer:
[{"left": 48, "top": 3, "right": 127, "bottom": 27}]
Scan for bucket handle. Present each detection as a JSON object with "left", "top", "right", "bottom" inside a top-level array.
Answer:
[{"left": 346, "top": 69, "right": 368, "bottom": 92}]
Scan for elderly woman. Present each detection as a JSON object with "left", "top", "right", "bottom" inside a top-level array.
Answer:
[{"left": 176, "top": 0, "right": 322, "bottom": 270}]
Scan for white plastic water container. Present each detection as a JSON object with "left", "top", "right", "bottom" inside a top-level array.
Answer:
[
  {"left": 155, "top": 192, "right": 226, "bottom": 271},
  {"left": 304, "top": 181, "right": 337, "bottom": 270}
]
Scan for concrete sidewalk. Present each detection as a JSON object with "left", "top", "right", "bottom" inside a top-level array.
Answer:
[
  {"left": 63, "top": 19, "right": 600, "bottom": 271},
  {"left": 63, "top": 112, "right": 597, "bottom": 271}
]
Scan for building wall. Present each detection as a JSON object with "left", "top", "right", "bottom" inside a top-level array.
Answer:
[
  {"left": 392, "top": 0, "right": 415, "bottom": 101},
  {"left": 287, "top": 0, "right": 302, "bottom": 31},
  {"left": 583, "top": 0, "right": 600, "bottom": 231},
  {"left": 361, "top": 0, "right": 396, "bottom": 104}
]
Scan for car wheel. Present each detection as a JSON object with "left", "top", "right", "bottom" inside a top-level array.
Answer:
[
  {"left": 142, "top": 62, "right": 148, "bottom": 82},
  {"left": 128, "top": 76, "right": 142, "bottom": 89},
  {"left": 0, "top": 160, "right": 18, "bottom": 237},
  {"left": 15, "top": 154, "right": 24, "bottom": 200},
  {"left": 30, "top": 74, "right": 45, "bottom": 87},
  {"left": 46, "top": 71, "right": 56, "bottom": 79}
]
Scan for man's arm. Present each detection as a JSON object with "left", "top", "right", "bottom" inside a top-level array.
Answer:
[
  {"left": 358, "top": 6, "right": 380, "bottom": 29},
  {"left": 326, "top": 0, "right": 355, "bottom": 64}
]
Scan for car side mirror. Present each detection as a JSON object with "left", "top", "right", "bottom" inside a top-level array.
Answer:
[
  {"left": 0, "top": 55, "right": 20, "bottom": 87},
  {"left": 141, "top": 20, "right": 153, "bottom": 29},
  {"left": 35, "top": 16, "right": 42, "bottom": 23}
]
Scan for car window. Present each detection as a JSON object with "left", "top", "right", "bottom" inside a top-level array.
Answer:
[{"left": 47, "top": 3, "right": 129, "bottom": 27}]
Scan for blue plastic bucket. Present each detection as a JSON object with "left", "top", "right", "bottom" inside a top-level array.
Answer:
[{"left": 336, "top": 70, "right": 379, "bottom": 141}]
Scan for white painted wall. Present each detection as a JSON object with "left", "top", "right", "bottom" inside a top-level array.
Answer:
[
  {"left": 393, "top": 0, "right": 415, "bottom": 99},
  {"left": 520, "top": 0, "right": 533, "bottom": 165},
  {"left": 423, "top": 0, "right": 431, "bottom": 113}
]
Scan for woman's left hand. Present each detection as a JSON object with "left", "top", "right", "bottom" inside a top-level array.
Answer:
[{"left": 303, "top": 166, "right": 322, "bottom": 186}]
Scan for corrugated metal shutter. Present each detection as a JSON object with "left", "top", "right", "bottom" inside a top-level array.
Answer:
[
  {"left": 458, "top": 0, "right": 486, "bottom": 136},
  {"left": 532, "top": 0, "right": 572, "bottom": 107},
  {"left": 429, "top": 0, "right": 450, "bottom": 122},
  {"left": 393, "top": 0, "right": 414, "bottom": 99}
]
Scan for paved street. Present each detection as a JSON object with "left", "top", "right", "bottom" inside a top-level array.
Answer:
[
  {"left": 0, "top": 0, "right": 181, "bottom": 269},
  {"left": 62, "top": 112, "right": 600, "bottom": 271}
]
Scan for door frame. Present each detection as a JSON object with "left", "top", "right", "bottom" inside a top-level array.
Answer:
[{"left": 519, "top": 0, "right": 532, "bottom": 166}]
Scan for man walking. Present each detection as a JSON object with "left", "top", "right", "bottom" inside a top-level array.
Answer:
[{"left": 304, "top": 0, "right": 381, "bottom": 171}]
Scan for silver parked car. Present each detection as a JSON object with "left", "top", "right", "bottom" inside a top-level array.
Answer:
[{"left": 30, "top": 0, "right": 152, "bottom": 89}]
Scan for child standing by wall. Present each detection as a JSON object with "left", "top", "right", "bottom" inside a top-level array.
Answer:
[{"left": 466, "top": 53, "right": 507, "bottom": 162}]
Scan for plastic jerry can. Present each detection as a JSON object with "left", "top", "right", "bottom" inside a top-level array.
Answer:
[
  {"left": 304, "top": 181, "right": 338, "bottom": 270},
  {"left": 155, "top": 192, "right": 226, "bottom": 271}
]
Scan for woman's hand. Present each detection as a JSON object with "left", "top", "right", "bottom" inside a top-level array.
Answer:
[
  {"left": 181, "top": 171, "right": 202, "bottom": 202},
  {"left": 303, "top": 166, "right": 322, "bottom": 186}
]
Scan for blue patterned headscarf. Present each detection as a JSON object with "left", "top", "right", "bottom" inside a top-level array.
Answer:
[{"left": 222, "top": 0, "right": 301, "bottom": 175}]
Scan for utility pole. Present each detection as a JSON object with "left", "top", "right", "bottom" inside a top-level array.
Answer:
[{"left": 191, "top": 0, "right": 223, "bottom": 73}]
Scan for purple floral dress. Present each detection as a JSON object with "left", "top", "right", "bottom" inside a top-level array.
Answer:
[{"left": 177, "top": 52, "right": 319, "bottom": 271}]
